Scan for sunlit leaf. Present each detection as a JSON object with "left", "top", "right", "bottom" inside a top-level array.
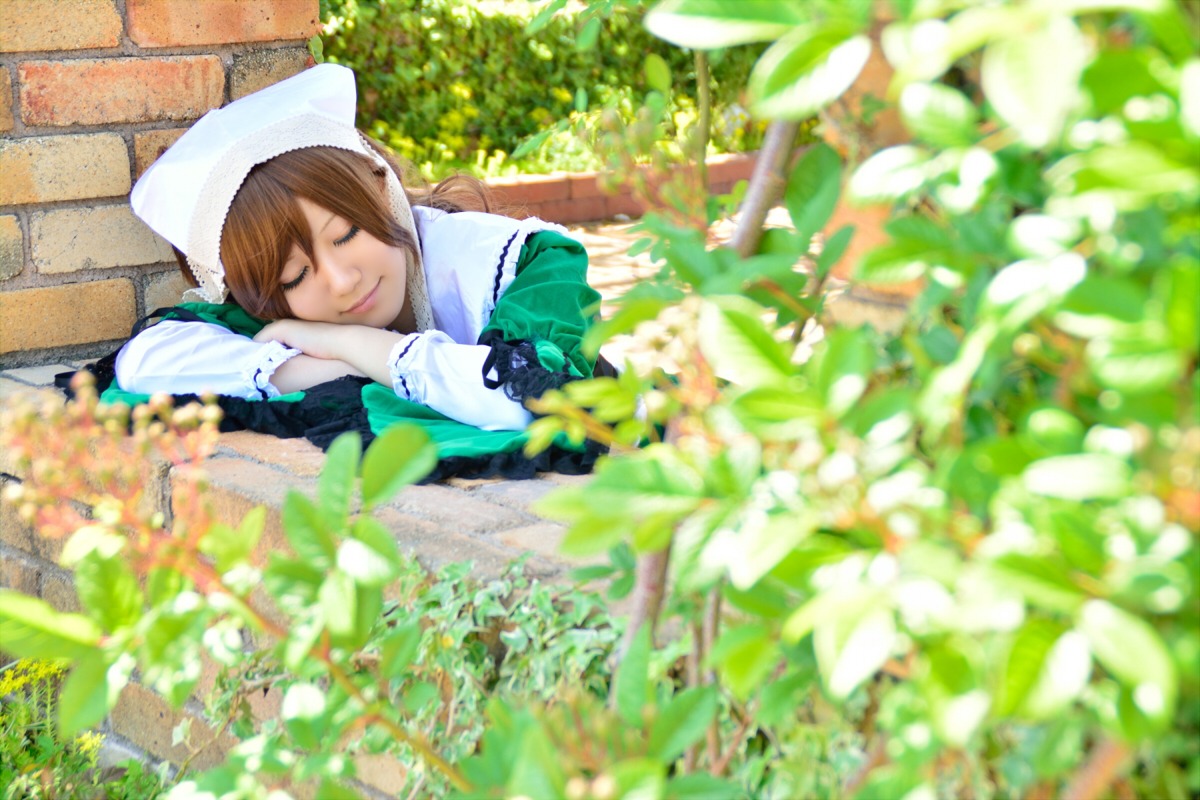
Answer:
[
  {"left": 319, "top": 432, "right": 360, "bottom": 532},
  {"left": 0, "top": 591, "right": 102, "bottom": 661},
  {"left": 1023, "top": 454, "right": 1131, "bottom": 501},
  {"left": 645, "top": 0, "right": 810, "bottom": 49},
  {"left": 615, "top": 623, "right": 652, "bottom": 726},
  {"left": 750, "top": 23, "right": 871, "bottom": 120},
  {"left": 786, "top": 143, "right": 842, "bottom": 246},
  {"left": 645, "top": 53, "right": 672, "bottom": 94},
  {"left": 361, "top": 425, "right": 437, "bottom": 509},
  {"left": 647, "top": 686, "right": 720, "bottom": 761},
  {"left": 900, "top": 81, "right": 978, "bottom": 146},
  {"left": 1080, "top": 599, "right": 1177, "bottom": 725}
]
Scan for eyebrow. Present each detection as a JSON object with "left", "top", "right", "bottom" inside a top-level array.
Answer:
[{"left": 318, "top": 211, "right": 337, "bottom": 235}]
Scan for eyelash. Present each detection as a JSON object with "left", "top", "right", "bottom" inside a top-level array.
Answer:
[
  {"left": 281, "top": 226, "right": 359, "bottom": 291},
  {"left": 281, "top": 266, "right": 307, "bottom": 291}
]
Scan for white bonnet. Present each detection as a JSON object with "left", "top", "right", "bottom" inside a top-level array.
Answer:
[{"left": 131, "top": 63, "right": 430, "bottom": 330}]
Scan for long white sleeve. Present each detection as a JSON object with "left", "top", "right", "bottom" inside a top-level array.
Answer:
[
  {"left": 114, "top": 320, "right": 301, "bottom": 400},
  {"left": 388, "top": 331, "right": 533, "bottom": 431}
]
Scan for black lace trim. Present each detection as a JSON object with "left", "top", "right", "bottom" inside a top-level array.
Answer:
[{"left": 492, "top": 230, "right": 521, "bottom": 307}]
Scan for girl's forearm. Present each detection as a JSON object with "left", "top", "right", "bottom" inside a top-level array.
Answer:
[
  {"left": 270, "top": 354, "right": 366, "bottom": 394},
  {"left": 326, "top": 325, "right": 406, "bottom": 388}
]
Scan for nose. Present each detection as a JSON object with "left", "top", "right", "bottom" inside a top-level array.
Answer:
[{"left": 320, "top": 251, "right": 360, "bottom": 297}]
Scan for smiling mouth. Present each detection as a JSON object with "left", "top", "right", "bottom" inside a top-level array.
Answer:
[{"left": 346, "top": 281, "right": 380, "bottom": 314}]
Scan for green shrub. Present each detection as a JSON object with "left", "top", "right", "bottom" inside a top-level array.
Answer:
[{"left": 319, "top": 0, "right": 762, "bottom": 178}]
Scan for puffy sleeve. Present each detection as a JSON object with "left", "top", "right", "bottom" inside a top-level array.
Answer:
[
  {"left": 114, "top": 320, "right": 301, "bottom": 400},
  {"left": 385, "top": 230, "right": 599, "bottom": 431},
  {"left": 479, "top": 230, "right": 599, "bottom": 380}
]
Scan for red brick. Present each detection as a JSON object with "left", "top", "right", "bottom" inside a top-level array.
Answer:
[
  {"left": 215, "top": 431, "right": 326, "bottom": 478},
  {"left": 489, "top": 173, "right": 570, "bottom": 205},
  {"left": 0, "top": 550, "right": 41, "bottom": 595},
  {"left": 20, "top": 57, "right": 225, "bottom": 127},
  {"left": 0, "top": 69, "right": 13, "bottom": 132},
  {"left": 386, "top": 483, "right": 529, "bottom": 535},
  {"left": 705, "top": 153, "right": 757, "bottom": 185},
  {"left": 0, "top": 0, "right": 121, "bottom": 53},
  {"left": 532, "top": 196, "right": 608, "bottom": 225},
  {"left": 128, "top": 0, "right": 320, "bottom": 48},
  {"left": 230, "top": 48, "right": 310, "bottom": 100},
  {"left": 40, "top": 572, "right": 80, "bottom": 614},
  {"left": 604, "top": 193, "right": 648, "bottom": 219},
  {"left": 568, "top": 172, "right": 604, "bottom": 200}
]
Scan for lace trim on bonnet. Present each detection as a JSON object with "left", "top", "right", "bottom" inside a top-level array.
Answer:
[{"left": 183, "top": 115, "right": 433, "bottom": 333}]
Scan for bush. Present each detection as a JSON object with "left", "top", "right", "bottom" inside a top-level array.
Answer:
[{"left": 319, "top": 0, "right": 762, "bottom": 178}]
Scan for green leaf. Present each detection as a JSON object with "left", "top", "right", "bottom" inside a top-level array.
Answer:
[
  {"left": 645, "top": 0, "right": 810, "bottom": 49},
  {"left": 749, "top": 23, "right": 871, "bottom": 120},
  {"left": 1019, "top": 630, "right": 1092, "bottom": 720},
  {"left": 199, "top": 506, "right": 265, "bottom": 573},
  {"left": 900, "top": 81, "right": 978, "bottom": 146},
  {"left": 994, "top": 619, "right": 1065, "bottom": 717},
  {"left": 1080, "top": 599, "right": 1177, "bottom": 724},
  {"left": 0, "top": 591, "right": 102, "bottom": 661},
  {"left": 1023, "top": 454, "right": 1131, "bottom": 501},
  {"left": 1086, "top": 330, "right": 1185, "bottom": 394},
  {"left": 816, "top": 224, "right": 854, "bottom": 279},
  {"left": 786, "top": 143, "right": 842, "bottom": 246},
  {"left": 647, "top": 686, "right": 720, "bottom": 762},
  {"left": 814, "top": 599, "right": 896, "bottom": 700},
  {"left": 574, "top": 87, "right": 588, "bottom": 113},
  {"left": 848, "top": 145, "right": 930, "bottom": 204},
  {"left": 319, "top": 432, "right": 360, "bottom": 532},
  {"left": 814, "top": 326, "right": 875, "bottom": 418},
  {"left": 980, "top": 15, "right": 1088, "bottom": 148},
  {"left": 666, "top": 774, "right": 742, "bottom": 800},
  {"left": 338, "top": 517, "right": 402, "bottom": 587},
  {"left": 282, "top": 490, "right": 336, "bottom": 566},
  {"left": 697, "top": 299, "right": 794, "bottom": 387},
  {"left": 511, "top": 129, "right": 554, "bottom": 160},
  {"left": 524, "top": 0, "right": 568, "bottom": 35},
  {"left": 282, "top": 682, "right": 327, "bottom": 751},
  {"left": 73, "top": 549, "right": 142, "bottom": 634},
  {"left": 989, "top": 554, "right": 1087, "bottom": 614},
  {"left": 361, "top": 424, "right": 437, "bottom": 509},
  {"left": 507, "top": 725, "right": 567, "bottom": 799},
  {"left": 57, "top": 656, "right": 128, "bottom": 737},
  {"left": 576, "top": 16, "right": 601, "bottom": 51},
  {"left": 615, "top": 623, "right": 652, "bottom": 727},
  {"left": 644, "top": 53, "right": 672, "bottom": 94},
  {"left": 319, "top": 571, "right": 357, "bottom": 642},
  {"left": 707, "top": 622, "right": 781, "bottom": 701},
  {"left": 723, "top": 509, "right": 818, "bottom": 590},
  {"left": 379, "top": 621, "right": 422, "bottom": 679}
]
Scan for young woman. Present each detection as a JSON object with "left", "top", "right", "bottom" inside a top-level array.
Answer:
[{"left": 87, "top": 63, "right": 610, "bottom": 480}]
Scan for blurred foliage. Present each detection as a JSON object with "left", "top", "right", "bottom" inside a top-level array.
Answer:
[
  {"left": 319, "top": 0, "right": 764, "bottom": 179},
  {"left": 0, "top": 0, "right": 1197, "bottom": 797}
]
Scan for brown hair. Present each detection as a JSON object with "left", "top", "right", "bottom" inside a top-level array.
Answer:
[{"left": 172, "top": 137, "right": 494, "bottom": 320}]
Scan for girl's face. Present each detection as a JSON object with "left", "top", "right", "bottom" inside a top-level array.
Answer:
[{"left": 279, "top": 197, "right": 409, "bottom": 330}]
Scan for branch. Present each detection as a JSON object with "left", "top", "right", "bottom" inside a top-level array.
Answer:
[
  {"left": 1061, "top": 737, "right": 1134, "bottom": 800},
  {"left": 730, "top": 120, "right": 801, "bottom": 259}
]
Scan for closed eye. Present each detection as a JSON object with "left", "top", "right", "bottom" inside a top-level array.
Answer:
[
  {"left": 334, "top": 225, "right": 360, "bottom": 246},
  {"left": 281, "top": 265, "right": 308, "bottom": 291}
]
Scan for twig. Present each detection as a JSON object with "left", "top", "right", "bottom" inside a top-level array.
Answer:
[
  {"left": 730, "top": 121, "right": 801, "bottom": 259},
  {"left": 702, "top": 588, "right": 722, "bottom": 766},
  {"left": 1061, "top": 737, "right": 1133, "bottom": 800},
  {"left": 844, "top": 738, "right": 889, "bottom": 798},
  {"left": 694, "top": 51, "right": 711, "bottom": 192}
]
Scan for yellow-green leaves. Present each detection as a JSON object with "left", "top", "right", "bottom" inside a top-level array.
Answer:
[
  {"left": 361, "top": 425, "right": 437, "bottom": 509},
  {"left": 644, "top": 0, "right": 810, "bottom": 50},
  {"left": 748, "top": 24, "right": 871, "bottom": 121},
  {"left": 0, "top": 591, "right": 102, "bottom": 661},
  {"left": 981, "top": 15, "right": 1088, "bottom": 148}
]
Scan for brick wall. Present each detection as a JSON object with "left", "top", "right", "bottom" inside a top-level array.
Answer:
[{"left": 0, "top": 0, "right": 319, "bottom": 366}]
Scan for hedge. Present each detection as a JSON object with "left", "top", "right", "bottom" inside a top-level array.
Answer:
[{"left": 320, "top": 0, "right": 762, "bottom": 177}]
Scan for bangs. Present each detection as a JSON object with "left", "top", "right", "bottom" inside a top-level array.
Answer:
[{"left": 222, "top": 167, "right": 314, "bottom": 319}]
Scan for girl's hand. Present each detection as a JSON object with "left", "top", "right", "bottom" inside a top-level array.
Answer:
[
  {"left": 254, "top": 320, "right": 406, "bottom": 388},
  {"left": 254, "top": 320, "right": 351, "bottom": 361}
]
